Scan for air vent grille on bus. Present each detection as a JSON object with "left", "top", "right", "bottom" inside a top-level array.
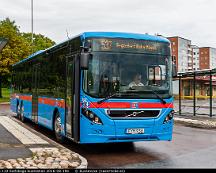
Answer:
[{"left": 107, "top": 110, "right": 160, "bottom": 118}]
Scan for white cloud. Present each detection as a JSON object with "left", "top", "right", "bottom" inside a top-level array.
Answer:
[{"left": 0, "top": 0, "right": 215, "bottom": 47}]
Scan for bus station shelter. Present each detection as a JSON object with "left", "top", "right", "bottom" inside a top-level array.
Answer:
[{"left": 174, "top": 69, "right": 216, "bottom": 117}]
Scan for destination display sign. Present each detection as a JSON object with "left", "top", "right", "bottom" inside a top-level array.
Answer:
[{"left": 91, "top": 38, "right": 170, "bottom": 55}]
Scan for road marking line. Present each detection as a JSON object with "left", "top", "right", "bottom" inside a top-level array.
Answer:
[{"left": 0, "top": 116, "right": 48, "bottom": 145}]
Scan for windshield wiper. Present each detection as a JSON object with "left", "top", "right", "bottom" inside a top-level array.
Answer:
[
  {"left": 97, "top": 92, "right": 120, "bottom": 104},
  {"left": 125, "top": 89, "right": 167, "bottom": 104},
  {"left": 149, "top": 89, "right": 166, "bottom": 104}
]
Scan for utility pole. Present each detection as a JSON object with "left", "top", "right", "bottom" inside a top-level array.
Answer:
[{"left": 31, "top": 0, "right": 34, "bottom": 53}]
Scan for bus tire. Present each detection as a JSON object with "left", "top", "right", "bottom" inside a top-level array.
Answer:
[{"left": 54, "top": 111, "right": 64, "bottom": 143}]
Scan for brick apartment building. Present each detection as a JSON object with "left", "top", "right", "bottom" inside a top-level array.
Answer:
[
  {"left": 167, "top": 36, "right": 216, "bottom": 97},
  {"left": 167, "top": 36, "right": 193, "bottom": 72},
  {"left": 199, "top": 47, "right": 216, "bottom": 70}
]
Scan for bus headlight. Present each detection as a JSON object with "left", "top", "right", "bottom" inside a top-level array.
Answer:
[
  {"left": 163, "top": 110, "right": 174, "bottom": 124},
  {"left": 81, "top": 108, "right": 103, "bottom": 125}
]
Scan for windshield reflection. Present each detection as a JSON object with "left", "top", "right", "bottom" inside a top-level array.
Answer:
[{"left": 83, "top": 52, "right": 172, "bottom": 99}]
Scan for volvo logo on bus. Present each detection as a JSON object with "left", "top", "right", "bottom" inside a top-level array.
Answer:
[{"left": 127, "top": 110, "right": 145, "bottom": 117}]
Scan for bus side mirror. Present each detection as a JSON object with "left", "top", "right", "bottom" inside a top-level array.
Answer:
[{"left": 80, "top": 52, "right": 91, "bottom": 70}]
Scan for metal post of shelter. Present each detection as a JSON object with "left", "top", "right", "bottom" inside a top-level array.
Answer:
[
  {"left": 179, "top": 75, "right": 182, "bottom": 116},
  {"left": 193, "top": 73, "right": 196, "bottom": 116},
  {"left": 209, "top": 70, "right": 212, "bottom": 117}
]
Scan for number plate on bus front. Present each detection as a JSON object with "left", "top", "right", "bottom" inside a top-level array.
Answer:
[{"left": 126, "top": 128, "right": 144, "bottom": 134}]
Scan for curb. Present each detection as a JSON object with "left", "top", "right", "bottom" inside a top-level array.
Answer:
[
  {"left": 0, "top": 102, "right": 10, "bottom": 105},
  {"left": 174, "top": 117, "right": 216, "bottom": 129},
  {"left": 76, "top": 154, "right": 88, "bottom": 169},
  {"left": 7, "top": 115, "right": 88, "bottom": 169}
]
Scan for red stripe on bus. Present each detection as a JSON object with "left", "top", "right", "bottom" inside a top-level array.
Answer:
[
  {"left": 38, "top": 98, "right": 65, "bottom": 108},
  {"left": 138, "top": 103, "right": 173, "bottom": 108},
  {"left": 19, "top": 95, "right": 32, "bottom": 102},
  {"left": 89, "top": 102, "right": 131, "bottom": 108},
  {"left": 84, "top": 102, "right": 173, "bottom": 109},
  {"left": 12, "top": 93, "right": 65, "bottom": 108}
]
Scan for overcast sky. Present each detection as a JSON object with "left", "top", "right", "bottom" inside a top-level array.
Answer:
[{"left": 0, "top": 0, "right": 216, "bottom": 47}]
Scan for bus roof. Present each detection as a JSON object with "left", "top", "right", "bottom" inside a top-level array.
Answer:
[
  {"left": 13, "top": 32, "right": 170, "bottom": 67},
  {"left": 13, "top": 50, "right": 45, "bottom": 66},
  {"left": 81, "top": 32, "right": 170, "bottom": 43}
]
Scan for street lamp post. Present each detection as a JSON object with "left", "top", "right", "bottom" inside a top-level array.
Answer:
[{"left": 31, "top": 0, "right": 34, "bottom": 53}]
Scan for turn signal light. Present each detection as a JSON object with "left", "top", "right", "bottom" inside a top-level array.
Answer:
[{"left": 81, "top": 108, "right": 103, "bottom": 125}]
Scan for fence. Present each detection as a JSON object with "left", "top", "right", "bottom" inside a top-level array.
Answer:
[{"left": 173, "top": 69, "right": 216, "bottom": 117}]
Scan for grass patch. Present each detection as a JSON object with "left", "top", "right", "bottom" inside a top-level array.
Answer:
[{"left": 0, "top": 88, "right": 10, "bottom": 103}]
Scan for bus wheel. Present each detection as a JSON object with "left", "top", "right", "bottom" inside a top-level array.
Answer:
[
  {"left": 20, "top": 104, "right": 25, "bottom": 122},
  {"left": 54, "top": 112, "right": 64, "bottom": 142}
]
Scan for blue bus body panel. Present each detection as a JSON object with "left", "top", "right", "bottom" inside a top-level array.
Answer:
[
  {"left": 37, "top": 98, "right": 65, "bottom": 133},
  {"left": 10, "top": 94, "right": 66, "bottom": 135},
  {"left": 79, "top": 91, "right": 174, "bottom": 143}
]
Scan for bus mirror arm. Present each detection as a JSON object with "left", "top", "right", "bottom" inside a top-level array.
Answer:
[{"left": 80, "top": 52, "right": 91, "bottom": 70}]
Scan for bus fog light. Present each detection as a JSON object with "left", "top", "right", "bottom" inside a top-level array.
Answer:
[{"left": 89, "top": 113, "right": 94, "bottom": 119}]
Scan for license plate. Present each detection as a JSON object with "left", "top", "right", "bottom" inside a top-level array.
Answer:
[{"left": 126, "top": 128, "right": 144, "bottom": 134}]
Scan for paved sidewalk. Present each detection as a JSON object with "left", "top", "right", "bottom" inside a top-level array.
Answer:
[
  {"left": 174, "top": 114, "right": 216, "bottom": 129},
  {"left": 0, "top": 114, "right": 87, "bottom": 169},
  {"left": 0, "top": 123, "right": 32, "bottom": 160}
]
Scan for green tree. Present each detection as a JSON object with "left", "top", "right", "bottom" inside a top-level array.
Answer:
[
  {"left": 22, "top": 33, "right": 55, "bottom": 53},
  {"left": 0, "top": 18, "right": 32, "bottom": 74},
  {"left": 0, "top": 18, "right": 55, "bottom": 98},
  {"left": 0, "top": 18, "right": 31, "bottom": 97}
]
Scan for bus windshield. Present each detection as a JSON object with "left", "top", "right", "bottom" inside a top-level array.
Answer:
[{"left": 83, "top": 52, "right": 172, "bottom": 99}]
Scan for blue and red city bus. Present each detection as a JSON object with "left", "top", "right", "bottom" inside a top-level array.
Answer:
[{"left": 11, "top": 32, "right": 174, "bottom": 143}]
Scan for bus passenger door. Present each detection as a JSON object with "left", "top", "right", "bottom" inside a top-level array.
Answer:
[
  {"left": 65, "top": 57, "right": 75, "bottom": 138},
  {"left": 32, "top": 64, "right": 40, "bottom": 123}
]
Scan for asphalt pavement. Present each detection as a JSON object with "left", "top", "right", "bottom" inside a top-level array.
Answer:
[
  {"left": 0, "top": 101, "right": 216, "bottom": 169},
  {"left": 0, "top": 103, "right": 87, "bottom": 169},
  {"left": 0, "top": 123, "right": 32, "bottom": 160}
]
